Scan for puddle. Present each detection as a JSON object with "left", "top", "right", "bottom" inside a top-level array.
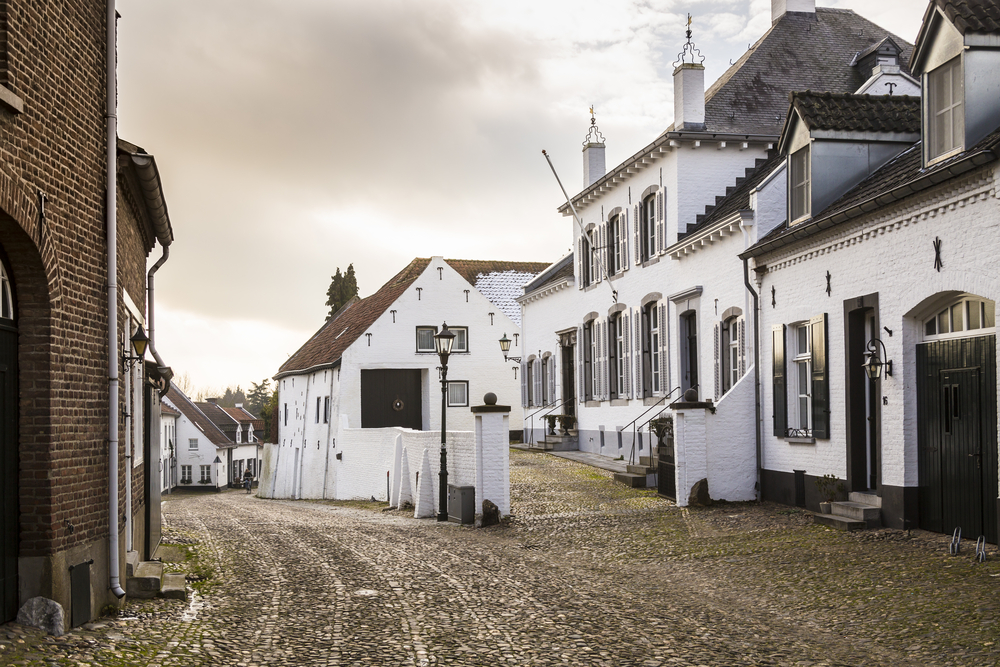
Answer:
[{"left": 181, "top": 590, "right": 204, "bottom": 622}]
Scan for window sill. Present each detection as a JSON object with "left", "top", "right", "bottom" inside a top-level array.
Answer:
[
  {"left": 0, "top": 85, "right": 23, "bottom": 115},
  {"left": 641, "top": 256, "right": 660, "bottom": 268},
  {"left": 926, "top": 146, "right": 964, "bottom": 168},
  {"left": 785, "top": 436, "right": 815, "bottom": 445},
  {"left": 585, "top": 400, "right": 601, "bottom": 408},
  {"left": 610, "top": 399, "right": 629, "bottom": 407}
]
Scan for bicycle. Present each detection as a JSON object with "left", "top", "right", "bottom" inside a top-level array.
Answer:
[{"left": 243, "top": 477, "right": 253, "bottom": 494}]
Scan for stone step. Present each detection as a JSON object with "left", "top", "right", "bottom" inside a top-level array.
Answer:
[
  {"left": 639, "top": 456, "right": 656, "bottom": 467},
  {"left": 613, "top": 472, "right": 648, "bottom": 488},
  {"left": 160, "top": 573, "right": 188, "bottom": 601},
  {"left": 813, "top": 512, "right": 866, "bottom": 531},
  {"left": 849, "top": 491, "right": 881, "bottom": 508},
  {"left": 126, "top": 561, "right": 163, "bottom": 599},
  {"left": 831, "top": 501, "right": 880, "bottom": 528},
  {"left": 626, "top": 464, "right": 655, "bottom": 476},
  {"left": 125, "top": 550, "right": 140, "bottom": 578}
]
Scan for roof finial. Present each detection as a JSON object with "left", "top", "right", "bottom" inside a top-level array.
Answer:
[
  {"left": 583, "top": 105, "right": 605, "bottom": 146},
  {"left": 673, "top": 13, "right": 705, "bottom": 67}
]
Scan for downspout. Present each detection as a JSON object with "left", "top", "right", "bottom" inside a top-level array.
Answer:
[
  {"left": 743, "top": 254, "right": 762, "bottom": 502},
  {"left": 321, "top": 369, "right": 335, "bottom": 499},
  {"left": 147, "top": 246, "right": 172, "bottom": 396},
  {"left": 106, "top": 0, "right": 125, "bottom": 600}
]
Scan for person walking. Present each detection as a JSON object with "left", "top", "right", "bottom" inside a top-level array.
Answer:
[{"left": 242, "top": 467, "right": 253, "bottom": 494}]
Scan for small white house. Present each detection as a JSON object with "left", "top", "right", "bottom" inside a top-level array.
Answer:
[
  {"left": 273, "top": 256, "right": 548, "bottom": 499},
  {"left": 163, "top": 384, "right": 233, "bottom": 490},
  {"left": 196, "top": 400, "right": 264, "bottom": 485},
  {"left": 160, "top": 403, "right": 179, "bottom": 493}
]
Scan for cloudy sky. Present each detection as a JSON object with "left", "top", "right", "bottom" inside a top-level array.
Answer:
[{"left": 115, "top": 0, "right": 926, "bottom": 397}]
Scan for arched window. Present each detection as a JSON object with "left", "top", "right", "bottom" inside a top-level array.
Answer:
[
  {"left": 0, "top": 261, "right": 13, "bottom": 321},
  {"left": 923, "top": 295, "right": 995, "bottom": 340},
  {"left": 641, "top": 193, "right": 656, "bottom": 262}
]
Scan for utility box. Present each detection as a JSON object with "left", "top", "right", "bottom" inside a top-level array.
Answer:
[{"left": 448, "top": 484, "right": 475, "bottom": 524}]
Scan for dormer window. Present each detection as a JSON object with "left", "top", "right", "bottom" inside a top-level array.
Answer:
[
  {"left": 790, "top": 145, "right": 810, "bottom": 223},
  {"left": 927, "top": 56, "right": 964, "bottom": 162}
]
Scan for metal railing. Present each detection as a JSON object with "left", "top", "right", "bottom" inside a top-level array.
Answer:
[
  {"left": 524, "top": 396, "right": 576, "bottom": 445},
  {"left": 623, "top": 386, "right": 684, "bottom": 465}
]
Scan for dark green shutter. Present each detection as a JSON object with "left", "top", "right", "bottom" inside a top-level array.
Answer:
[
  {"left": 810, "top": 313, "right": 830, "bottom": 439},
  {"left": 772, "top": 324, "right": 787, "bottom": 437}
]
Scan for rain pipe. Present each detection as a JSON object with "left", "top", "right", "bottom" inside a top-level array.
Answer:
[
  {"left": 742, "top": 253, "right": 762, "bottom": 501},
  {"left": 106, "top": 0, "right": 125, "bottom": 600}
]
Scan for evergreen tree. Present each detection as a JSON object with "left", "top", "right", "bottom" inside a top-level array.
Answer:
[
  {"left": 326, "top": 264, "right": 359, "bottom": 320},
  {"left": 247, "top": 379, "right": 272, "bottom": 417}
]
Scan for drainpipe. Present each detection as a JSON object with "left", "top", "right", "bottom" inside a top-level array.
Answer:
[
  {"left": 147, "top": 246, "right": 173, "bottom": 395},
  {"left": 739, "top": 210, "right": 762, "bottom": 502},
  {"left": 106, "top": 0, "right": 125, "bottom": 600}
]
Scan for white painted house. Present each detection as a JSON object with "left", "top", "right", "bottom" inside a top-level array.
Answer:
[
  {"left": 163, "top": 384, "right": 233, "bottom": 491},
  {"left": 273, "top": 256, "right": 548, "bottom": 499},
  {"left": 520, "top": 0, "right": 919, "bottom": 502},
  {"left": 160, "top": 403, "right": 179, "bottom": 493},
  {"left": 196, "top": 400, "right": 264, "bottom": 486},
  {"left": 742, "top": 0, "right": 1000, "bottom": 542}
]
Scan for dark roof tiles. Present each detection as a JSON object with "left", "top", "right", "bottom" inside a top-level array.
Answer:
[
  {"left": 932, "top": 0, "right": 1000, "bottom": 35},
  {"left": 164, "top": 385, "right": 233, "bottom": 447},
  {"left": 790, "top": 91, "right": 921, "bottom": 134}
]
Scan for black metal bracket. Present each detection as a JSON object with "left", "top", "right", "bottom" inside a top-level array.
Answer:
[
  {"left": 825, "top": 271, "right": 831, "bottom": 296},
  {"left": 933, "top": 236, "right": 943, "bottom": 272}
]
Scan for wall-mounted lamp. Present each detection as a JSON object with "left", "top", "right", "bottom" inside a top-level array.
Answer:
[
  {"left": 862, "top": 338, "right": 892, "bottom": 380},
  {"left": 122, "top": 325, "right": 149, "bottom": 371},
  {"left": 498, "top": 333, "right": 521, "bottom": 364}
]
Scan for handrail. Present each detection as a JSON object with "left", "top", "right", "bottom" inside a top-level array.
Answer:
[
  {"left": 626, "top": 386, "right": 684, "bottom": 465},
  {"left": 524, "top": 396, "right": 575, "bottom": 445}
]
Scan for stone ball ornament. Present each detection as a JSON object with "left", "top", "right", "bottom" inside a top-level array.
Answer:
[{"left": 483, "top": 392, "right": 497, "bottom": 406}]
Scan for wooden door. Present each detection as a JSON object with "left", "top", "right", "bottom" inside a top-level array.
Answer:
[
  {"left": 0, "top": 320, "right": 17, "bottom": 622},
  {"left": 361, "top": 369, "right": 422, "bottom": 429}
]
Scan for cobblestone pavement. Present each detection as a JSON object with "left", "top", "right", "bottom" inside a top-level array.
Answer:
[{"left": 2, "top": 449, "right": 999, "bottom": 666}]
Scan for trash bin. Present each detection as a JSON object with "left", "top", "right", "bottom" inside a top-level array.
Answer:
[{"left": 448, "top": 484, "right": 475, "bottom": 524}]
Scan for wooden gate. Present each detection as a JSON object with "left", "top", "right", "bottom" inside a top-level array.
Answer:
[
  {"left": 917, "top": 335, "right": 997, "bottom": 543},
  {"left": 361, "top": 369, "right": 422, "bottom": 429},
  {"left": 0, "top": 319, "right": 17, "bottom": 622}
]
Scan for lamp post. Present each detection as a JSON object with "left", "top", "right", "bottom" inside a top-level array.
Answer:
[
  {"left": 434, "top": 322, "right": 456, "bottom": 522},
  {"left": 498, "top": 333, "right": 521, "bottom": 364}
]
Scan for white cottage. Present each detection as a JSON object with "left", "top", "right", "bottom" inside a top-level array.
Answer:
[
  {"left": 743, "top": 0, "right": 1000, "bottom": 542},
  {"left": 273, "top": 256, "right": 547, "bottom": 499},
  {"left": 520, "top": 0, "right": 917, "bottom": 501},
  {"left": 163, "top": 384, "right": 233, "bottom": 491}
]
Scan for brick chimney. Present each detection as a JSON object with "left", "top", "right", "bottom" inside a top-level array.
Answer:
[
  {"left": 673, "top": 63, "right": 706, "bottom": 131},
  {"left": 582, "top": 107, "right": 606, "bottom": 188},
  {"left": 772, "top": 0, "right": 816, "bottom": 23}
]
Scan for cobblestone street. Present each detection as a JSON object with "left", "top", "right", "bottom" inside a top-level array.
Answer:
[{"left": 3, "top": 448, "right": 999, "bottom": 666}]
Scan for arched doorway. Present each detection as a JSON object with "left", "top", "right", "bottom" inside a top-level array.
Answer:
[
  {"left": 0, "top": 257, "right": 17, "bottom": 621},
  {"left": 916, "top": 293, "right": 997, "bottom": 543}
]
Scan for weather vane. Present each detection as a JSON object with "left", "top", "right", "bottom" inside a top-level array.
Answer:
[
  {"left": 583, "top": 105, "right": 605, "bottom": 146},
  {"left": 674, "top": 13, "right": 705, "bottom": 67}
]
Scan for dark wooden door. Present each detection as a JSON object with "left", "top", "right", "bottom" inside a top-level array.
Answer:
[
  {"left": 561, "top": 345, "right": 575, "bottom": 416},
  {"left": 0, "top": 321, "right": 17, "bottom": 622},
  {"left": 361, "top": 369, "right": 422, "bottom": 429},
  {"left": 144, "top": 384, "right": 161, "bottom": 560},
  {"left": 917, "top": 336, "right": 997, "bottom": 544}
]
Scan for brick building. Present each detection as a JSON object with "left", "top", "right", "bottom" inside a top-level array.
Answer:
[{"left": 0, "top": 3, "right": 173, "bottom": 625}]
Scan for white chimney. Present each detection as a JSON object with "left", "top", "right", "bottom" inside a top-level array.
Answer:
[
  {"left": 582, "top": 109, "right": 606, "bottom": 187},
  {"left": 673, "top": 63, "right": 706, "bottom": 131},
  {"left": 772, "top": 0, "right": 816, "bottom": 23}
]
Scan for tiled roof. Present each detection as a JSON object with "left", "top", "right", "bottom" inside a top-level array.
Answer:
[
  {"left": 789, "top": 92, "right": 921, "bottom": 134},
  {"left": 164, "top": 385, "right": 233, "bottom": 447},
  {"left": 160, "top": 404, "right": 181, "bottom": 418},
  {"left": 931, "top": 0, "right": 1000, "bottom": 35},
  {"left": 277, "top": 258, "right": 547, "bottom": 376},
  {"left": 743, "top": 129, "right": 1000, "bottom": 259},
  {"left": 523, "top": 254, "right": 574, "bottom": 294},
  {"left": 221, "top": 406, "right": 259, "bottom": 422},
  {"left": 691, "top": 8, "right": 915, "bottom": 137},
  {"left": 197, "top": 402, "right": 240, "bottom": 434}
]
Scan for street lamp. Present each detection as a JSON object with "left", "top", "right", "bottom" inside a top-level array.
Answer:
[
  {"left": 122, "top": 325, "right": 149, "bottom": 371},
  {"left": 498, "top": 333, "right": 521, "bottom": 363},
  {"left": 434, "top": 322, "right": 456, "bottom": 522},
  {"left": 862, "top": 338, "right": 892, "bottom": 380}
]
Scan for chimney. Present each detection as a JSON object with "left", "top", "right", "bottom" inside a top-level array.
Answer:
[
  {"left": 673, "top": 63, "right": 706, "bottom": 131},
  {"left": 582, "top": 107, "right": 606, "bottom": 188},
  {"left": 772, "top": 0, "right": 816, "bottom": 23},
  {"left": 207, "top": 397, "right": 218, "bottom": 404},
  {"left": 235, "top": 403, "right": 243, "bottom": 409}
]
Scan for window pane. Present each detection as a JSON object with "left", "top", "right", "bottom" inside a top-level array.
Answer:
[
  {"left": 797, "top": 325, "right": 809, "bottom": 354},
  {"left": 938, "top": 309, "right": 950, "bottom": 334},
  {"left": 416, "top": 328, "right": 435, "bottom": 351},
  {"left": 967, "top": 300, "right": 980, "bottom": 330},
  {"left": 454, "top": 328, "right": 467, "bottom": 352},
  {"left": 984, "top": 301, "right": 995, "bottom": 328},
  {"left": 925, "top": 318, "right": 937, "bottom": 336},
  {"left": 951, "top": 304, "right": 963, "bottom": 332},
  {"left": 448, "top": 382, "right": 467, "bottom": 406}
]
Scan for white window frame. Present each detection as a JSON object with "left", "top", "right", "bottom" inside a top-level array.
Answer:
[
  {"left": 790, "top": 145, "right": 811, "bottom": 223},
  {"left": 927, "top": 55, "right": 964, "bottom": 164},
  {"left": 612, "top": 313, "right": 625, "bottom": 398},
  {"left": 923, "top": 296, "right": 995, "bottom": 341},
  {"left": 642, "top": 194, "right": 656, "bottom": 262},
  {"left": 789, "top": 323, "right": 812, "bottom": 435},
  {"left": 416, "top": 326, "right": 437, "bottom": 353},
  {"left": 451, "top": 326, "right": 469, "bottom": 353},
  {"left": 181, "top": 465, "right": 192, "bottom": 483},
  {"left": 650, "top": 305, "right": 660, "bottom": 395},
  {"left": 447, "top": 381, "right": 469, "bottom": 407},
  {"left": 199, "top": 464, "right": 211, "bottom": 484},
  {"left": 188, "top": 438, "right": 198, "bottom": 451},
  {"left": 587, "top": 228, "right": 598, "bottom": 285}
]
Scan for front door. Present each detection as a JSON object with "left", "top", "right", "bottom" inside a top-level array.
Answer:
[
  {"left": 561, "top": 343, "right": 575, "bottom": 417},
  {"left": 143, "top": 383, "right": 161, "bottom": 560},
  {"left": 0, "top": 318, "right": 16, "bottom": 622},
  {"left": 361, "top": 369, "right": 422, "bottom": 429},
  {"left": 917, "top": 335, "right": 997, "bottom": 543}
]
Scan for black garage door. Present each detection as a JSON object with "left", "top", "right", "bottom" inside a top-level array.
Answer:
[{"left": 361, "top": 369, "right": 422, "bottom": 430}]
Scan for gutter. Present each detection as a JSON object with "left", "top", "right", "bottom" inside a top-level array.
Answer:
[
  {"left": 274, "top": 358, "right": 341, "bottom": 381},
  {"left": 740, "top": 147, "right": 997, "bottom": 260}
]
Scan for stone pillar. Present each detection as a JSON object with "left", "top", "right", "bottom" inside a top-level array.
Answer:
[
  {"left": 471, "top": 393, "right": 511, "bottom": 517},
  {"left": 672, "top": 400, "right": 715, "bottom": 507}
]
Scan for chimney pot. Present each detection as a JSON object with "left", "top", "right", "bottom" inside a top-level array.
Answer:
[
  {"left": 583, "top": 142, "right": 606, "bottom": 188},
  {"left": 673, "top": 63, "right": 706, "bottom": 131}
]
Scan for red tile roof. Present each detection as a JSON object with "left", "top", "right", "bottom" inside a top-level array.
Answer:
[{"left": 164, "top": 385, "right": 234, "bottom": 448}]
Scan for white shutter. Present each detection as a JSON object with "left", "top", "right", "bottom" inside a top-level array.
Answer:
[
  {"left": 659, "top": 304, "right": 668, "bottom": 395},
  {"left": 549, "top": 357, "right": 557, "bottom": 405},
  {"left": 520, "top": 361, "right": 528, "bottom": 408},
  {"left": 739, "top": 318, "right": 747, "bottom": 377},
  {"left": 623, "top": 312, "right": 632, "bottom": 399},
  {"left": 714, "top": 322, "right": 721, "bottom": 400},
  {"left": 657, "top": 191, "right": 666, "bottom": 255},
  {"left": 621, "top": 210, "right": 630, "bottom": 272},
  {"left": 534, "top": 359, "right": 543, "bottom": 406},
  {"left": 635, "top": 311, "right": 642, "bottom": 399},
  {"left": 578, "top": 326, "right": 585, "bottom": 404},
  {"left": 597, "top": 224, "right": 605, "bottom": 282},
  {"left": 577, "top": 237, "right": 585, "bottom": 288},
  {"left": 633, "top": 204, "right": 641, "bottom": 265}
]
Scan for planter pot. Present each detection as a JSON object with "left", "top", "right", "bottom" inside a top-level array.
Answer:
[{"left": 819, "top": 501, "right": 833, "bottom": 514}]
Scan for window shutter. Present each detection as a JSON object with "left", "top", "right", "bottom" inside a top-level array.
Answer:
[
  {"left": 739, "top": 318, "right": 746, "bottom": 377},
  {"left": 633, "top": 204, "right": 641, "bottom": 265},
  {"left": 714, "top": 322, "right": 721, "bottom": 400},
  {"left": 810, "top": 313, "right": 830, "bottom": 439},
  {"left": 597, "top": 224, "right": 605, "bottom": 282},
  {"left": 549, "top": 357, "right": 557, "bottom": 405},
  {"left": 635, "top": 311, "right": 642, "bottom": 398},
  {"left": 772, "top": 324, "right": 787, "bottom": 437},
  {"left": 521, "top": 361, "right": 528, "bottom": 408},
  {"left": 659, "top": 304, "right": 668, "bottom": 396},
  {"left": 623, "top": 312, "right": 631, "bottom": 399},
  {"left": 602, "top": 320, "right": 610, "bottom": 400},
  {"left": 595, "top": 322, "right": 603, "bottom": 401},
  {"left": 578, "top": 326, "right": 585, "bottom": 404},
  {"left": 535, "top": 359, "right": 544, "bottom": 406},
  {"left": 656, "top": 191, "right": 665, "bottom": 254},
  {"left": 621, "top": 211, "right": 630, "bottom": 272},
  {"left": 577, "top": 237, "right": 584, "bottom": 288}
]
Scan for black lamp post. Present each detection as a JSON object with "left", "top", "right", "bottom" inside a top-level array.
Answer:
[{"left": 434, "top": 322, "right": 456, "bottom": 522}]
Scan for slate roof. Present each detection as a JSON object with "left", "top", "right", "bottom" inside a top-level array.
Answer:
[
  {"left": 196, "top": 401, "right": 240, "bottom": 436},
  {"left": 789, "top": 92, "right": 921, "bottom": 134},
  {"left": 160, "top": 404, "right": 181, "bottom": 418},
  {"left": 685, "top": 8, "right": 916, "bottom": 137},
  {"left": 742, "top": 129, "right": 1000, "bottom": 259},
  {"left": 164, "top": 385, "right": 233, "bottom": 448},
  {"left": 277, "top": 258, "right": 548, "bottom": 376},
  {"left": 523, "top": 254, "right": 574, "bottom": 295},
  {"left": 929, "top": 0, "right": 1000, "bottom": 35}
]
